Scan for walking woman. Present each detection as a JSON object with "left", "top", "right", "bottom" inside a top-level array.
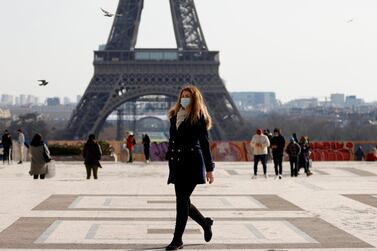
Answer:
[
  {"left": 165, "top": 85, "right": 215, "bottom": 250},
  {"left": 83, "top": 134, "right": 102, "bottom": 179},
  {"left": 29, "top": 133, "right": 50, "bottom": 179}
]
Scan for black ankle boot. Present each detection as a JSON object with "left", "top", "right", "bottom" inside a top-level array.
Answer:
[
  {"left": 166, "top": 240, "right": 183, "bottom": 250},
  {"left": 203, "top": 217, "right": 214, "bottom": 242}
]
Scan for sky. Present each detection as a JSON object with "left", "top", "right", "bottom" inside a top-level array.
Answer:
[{"left": 1, "top": 0, "right": 377, "bottom": 103}]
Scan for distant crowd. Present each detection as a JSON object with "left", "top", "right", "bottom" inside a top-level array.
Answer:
[
  {"left": 250, "top": 128, "right": 313, "bottom": 179},
  {"left": 1, "top": 127, "right": 377, "bottom": 181}
]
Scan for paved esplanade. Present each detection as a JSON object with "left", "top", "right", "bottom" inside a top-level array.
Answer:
[{"left": 0, "top": 161, "right": 377, "bottom": 250}]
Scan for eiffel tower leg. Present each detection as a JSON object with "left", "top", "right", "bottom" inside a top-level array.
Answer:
[{"left": 116, "top": 109, "right": 124, "bottom": 140}]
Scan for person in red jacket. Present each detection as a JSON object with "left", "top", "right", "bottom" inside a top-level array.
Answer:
[{"left": 126, "top": 132, "right": 136, "bottom": 163}]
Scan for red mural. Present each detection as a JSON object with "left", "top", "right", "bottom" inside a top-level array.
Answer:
[{"left": 309, "top": 141, "right": 354, "bottom": 161}]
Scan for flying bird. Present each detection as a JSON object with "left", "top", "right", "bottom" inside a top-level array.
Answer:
[
  {"left": 100, "top": 8, "right": 122, "bottom": 17},
  {"left": 347, "top": 19, "right": 354, "bottom": 23},
  {"left": 38, "top": 80, "right": 49, "bottom": 86}
]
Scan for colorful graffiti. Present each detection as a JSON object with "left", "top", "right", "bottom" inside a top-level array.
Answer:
[
  {"left": 150, "top": 142, "right": 169, "bottom": 161},
  {"left": 309, "top": 141, "right": 354, "bottom": 161}
]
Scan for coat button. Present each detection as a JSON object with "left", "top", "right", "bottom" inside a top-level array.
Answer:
[
  {"left": 172, "top": 141, "right": 175, "bottom": 143},
  {"left": 177, "top": 158, "right": 180, "bottom": 161},
  {"left": 191, "top": 148, "right": 194, "bottom": 151},
  {"left": 171, "top": 149, "right": 174, "bottom": 152},
  {"left": 170, "top": 157, "right": 174, "bottom": 160},
  {"left": 178, "top": 149, "right": 181, "bottom": 152}
]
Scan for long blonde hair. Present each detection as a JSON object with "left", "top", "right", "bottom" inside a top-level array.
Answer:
[{"left": 168, "top": 85, "right": 212, "bottom": 129}]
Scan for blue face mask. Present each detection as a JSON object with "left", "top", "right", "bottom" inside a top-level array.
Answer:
[{"left": 180, "top": 98, "right": 191, "bottom": 109}]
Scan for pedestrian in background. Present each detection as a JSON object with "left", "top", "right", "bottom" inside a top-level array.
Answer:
[
  {"left": 83, "top": 134, "right": 102, "bottom": 179},
  {"left": 286, "top": 137, "right": 301, "bottom": 177},
  {"left": 29, "top": 133, "right": 50, "bottom": 179},
  {"left": 250, "top": 128, "right": 270, "bottom": 179},
  {"left": 126, "top": 132, "right": 136, "bottom": 163},
  {"left": 1, "top": 130, "right": 12, "bottom": 164},
  {"left": 292, "top": 133, "right": 299, "bottom": 143},
  {"left": 142, "top": 133, "right": 151, "bottom": 163},
  {"left": 298, "top": 136, "right": 313, "bottom": 176},
  {"left": 355, "top": 146, "right": 365, "bottom": 161},
  {"left": 121, "top": 133, "right": 130, "bottom": 163},
  {"left": 17, "top": 129, "right": 25, "bottom": 164},
  {"left": 165, "top": 85, "right": 215, "bottom": 250},
  {"left": 270, "top": 128, "right": 286, "bottom": 179}
]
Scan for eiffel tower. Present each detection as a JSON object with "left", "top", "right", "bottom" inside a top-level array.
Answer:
[{"left": 66, "top": 0, "right": 244, "bottom": 140}]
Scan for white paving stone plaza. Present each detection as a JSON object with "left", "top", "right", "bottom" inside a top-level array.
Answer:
[{"left": 0, "top": 161, "right": 377, "bottom": 250}]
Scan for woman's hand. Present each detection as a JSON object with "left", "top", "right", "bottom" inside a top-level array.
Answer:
[{"left": 206, "top": 171, "right": 214, "bottom": 184}]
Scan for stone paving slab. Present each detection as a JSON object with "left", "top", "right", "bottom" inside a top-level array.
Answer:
[
  {"left": 342, "top": 194, "right": 377, "bottom": 208},
  {"left": 0, "top": 217, "right": 371, "bottom": 249},
  {"left": 32, "top": 194, "right": 302, "bottom": 211},
  {"left": 0, "top": 161, "right": 376, "bottom": 250}
]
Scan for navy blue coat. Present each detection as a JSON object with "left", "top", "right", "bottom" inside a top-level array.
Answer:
[{"left": 166, "top": 115, "right": 215, "bottom": 185}]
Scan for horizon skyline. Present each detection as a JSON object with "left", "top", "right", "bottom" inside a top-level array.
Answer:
[{"left": 0, "top": 91, "right": 375, "bottom": 106}]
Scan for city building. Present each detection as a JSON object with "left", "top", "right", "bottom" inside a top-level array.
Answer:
[
  {"left": 26, "top": 95, "right": 39, "bottom": 105},
  {"left": 230, "top": 92, "right": 277, "bottom": 111},
  {"left": 8, "top": 104, "right": 76, "bottom": 121},
  {"left": 46, "top": 97, "right": 61, "bottom": 106},
  {"left": 0, "top": 94, "right": 14, "bottom": 105},
  {"left": 63, "top": 97, "right": 71, "bottom": 105},
  {"left": 1, "top": 94, "right": 41, "bottom": 106},
  {"left": 284, "top": 98, "right": 319, "bottom": 109},
  {"left": 15, "top": 97, "right": 20, "bottom": 106},
  {"left": 20, "top": 94, "right": 27, "bottom": 106},
  {"left": 345, "top": 95, "right": 364, "bottom": 107},
  {"left": 330, "top": 93, "right": 345, "bottom": 107}
]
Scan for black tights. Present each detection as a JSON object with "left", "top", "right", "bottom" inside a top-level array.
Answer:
[{"left": 173, "top": 183, "right": 206, "bottom": 242}]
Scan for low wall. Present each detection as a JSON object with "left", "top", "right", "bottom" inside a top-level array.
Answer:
[
  {"left": 50, "top": 140, "right": 377, "bottom": 162},
  {"left": 5, "top": 140, "right": 375, "bottom": 162}
]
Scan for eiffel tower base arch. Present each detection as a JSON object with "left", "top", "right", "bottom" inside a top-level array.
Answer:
[{"left": 66, "top": 50, "right": 244, "bottom": 141}]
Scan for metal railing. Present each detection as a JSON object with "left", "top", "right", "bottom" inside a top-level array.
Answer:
[{"left": 94, "top": 49, "right": 219, "bottom": 63}]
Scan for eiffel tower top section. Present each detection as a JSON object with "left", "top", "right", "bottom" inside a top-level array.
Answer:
[{"left": 105, "top": 0, "right": 208, "bottom": 51}]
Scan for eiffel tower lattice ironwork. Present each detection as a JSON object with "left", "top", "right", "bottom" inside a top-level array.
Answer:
[{"left": 66, "top": 0, "right": 244, "bottom": 140}]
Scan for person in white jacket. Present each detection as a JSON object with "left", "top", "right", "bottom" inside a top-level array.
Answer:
[
  {"left": 17, "top": 129, "right": 25, "bottom": 164},
  {"left": 250, "top": 129, "right": 270, "bottom": 179}
]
